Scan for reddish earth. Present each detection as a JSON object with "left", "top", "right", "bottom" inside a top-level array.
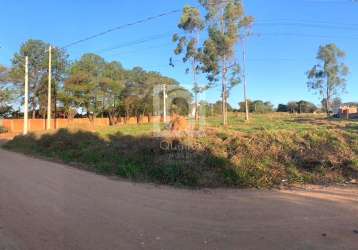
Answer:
[
  {"left": 170, "top": 115, "right": 189, "bottom": 131},
  {"left": 0, "top": 145, "right": 358, "bottom": 250}
]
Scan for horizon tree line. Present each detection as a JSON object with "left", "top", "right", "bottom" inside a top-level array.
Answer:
[
  {"left": 0, "top": 39, "right": 192, "bottom": 124},
  {"left": 0, "top": 1, "right": 353, "bottom": 123}
]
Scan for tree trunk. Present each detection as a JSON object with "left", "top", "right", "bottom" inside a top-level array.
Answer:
[
  {"left": 195, "top": 92, "right": 199, "bottom": 121},
  {"left": 54, "top": 83, "right": 57, "bottom": 129},
  {"left": 124, "top": 111, "right": 129, "bottom": 124},
  {"left": 220, "top": 9, "right": 228, "bottom": 126},
  {"left": 87, "top": 112, "right": 94, "bottom": 122},
  {"left": 222, "top": 66, "right": 228, "bottom": 126},
  {"left": 326, "top": 85, "right": 330, "bottom": 117},
  {"left": 32, "top": 106, "right": 36, "bottom": 119},
  {"left": 108, "top": 113, "right": 114, "bottom": 126}
]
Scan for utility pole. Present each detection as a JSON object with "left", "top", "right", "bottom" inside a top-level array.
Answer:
[
  {"left": 47, "top": 46, "right": 52, "bottom": 130},
  {"left": 23, "top": 56, "right": 29, "bottom": 135},
  {"left": 162, "top": 84, "right": 167, "bottom": 123},
  {"left": 242, "top": 37, "right": 249, "bottom": 121}
]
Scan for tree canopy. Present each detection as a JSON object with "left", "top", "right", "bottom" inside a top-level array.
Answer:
[
  {"left": 173, "top": 5, "right": 206, "bottom": 121},
  {"left": 199, "top": 0, "right": 253, "bottom": 125},
  {"left": 8, "top": 39, "right": 69, "bottom": 118},
  {"left": 239, "top": 99, "right": 273, "bottom": 113},
  {"left": 2, "top": 39, "right": 191, "bottom": 123},
  {"left": 62, "top": 54, "right": 190, "bottom": 123},
  {"left": 307, "top": 44, "right": 349, "bottom": 115}
]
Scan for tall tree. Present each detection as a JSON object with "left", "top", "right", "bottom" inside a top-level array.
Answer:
[
  {"left": 200, "top": 0, "right": 253, "bottom": 125},
  {"left": 38, "top": 47, "right": 69, "bottom": 118},
  {"left": 287, "top": 101, "right": 299, "bottom": 113},
  {"left": 307, "top": 44, "right": 349, "bottom": 116},
  {"left": 9, "top": 40, "right": 68, "bottom": 118},
  {"left": 122, "top": 68, "right": 188, "bottom": 123},
  {"left": 99, "top": 61, "right": 125, "bottom": 124},
  {"left": 64, "top": 53, "right": 106, "bottom": 121},
  {"left": 121, "top": 67, "right": 147, "bottom": 123},
  {"left": 172, "top": 5, "right": 205, "bottom": 121},
  {"left": 0, "top": 65, "right": 17, "bottom": 118},
  {"left": 331, "top": 97, "right": 342, "bottom": 113},
  {"left": 296, "top": 100, "right": 317, "bottom": 113},
  {"left": 0, "top": 85, "right": 13, "bottom": 118}
]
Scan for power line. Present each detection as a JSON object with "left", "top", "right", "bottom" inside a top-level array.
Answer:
[
  {"left": 303, "top": 0, "right": 358, "bottom": 4},
  {"left": 257, "top": 19, "right": 358, "bottom": 28},
  {"left": 247, "top": 58, "right": 312, "bottom": 62},
  {"left": 258, "top": 32, "right": 358, "bottom": 40},
  {"left": 96, "top": 32, "right": 174, "bottom": 54},
  {"left": 109, "top": 43, "right": 173, "bottom": 57},
  {"left": 255, "top": 22, "right": 358, "bottom": 31},
  {"left": 60, "top": 9, "right": 181, "bottom": 49}
]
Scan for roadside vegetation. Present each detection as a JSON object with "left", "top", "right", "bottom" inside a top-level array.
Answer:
[
  {"left": 1, "top": 0, "right": 357, "bottom": 189},
  {"left": 4, "top": 113, "right": 358, "bottom": 188}
]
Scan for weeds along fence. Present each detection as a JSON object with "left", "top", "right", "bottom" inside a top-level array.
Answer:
[{"left": 1, "top": 116, "right": 163, "bottom": 133}]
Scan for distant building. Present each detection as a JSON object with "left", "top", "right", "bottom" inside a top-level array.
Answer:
[{"left": 339, "top": 106, "right": 358, "bottom": 119}]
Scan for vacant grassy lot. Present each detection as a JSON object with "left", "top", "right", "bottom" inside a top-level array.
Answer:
[{"left": 4, "top": 113, "right": 358, "bottom": 188}]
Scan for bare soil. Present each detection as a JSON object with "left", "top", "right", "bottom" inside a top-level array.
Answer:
[{"left": 1, "top": 148, "right": 358, "bottom": 250}]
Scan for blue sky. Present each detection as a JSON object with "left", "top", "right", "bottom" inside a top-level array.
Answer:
[{"left": 0, "top": 0, "right": 357, "bottom": 108}]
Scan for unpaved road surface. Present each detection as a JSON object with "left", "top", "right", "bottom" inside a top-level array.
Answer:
[{"left": 1, "top": 147, "right": 358, "bottom": 250}]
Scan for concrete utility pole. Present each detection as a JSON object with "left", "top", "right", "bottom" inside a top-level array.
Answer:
[
  {"left": 242, "top": 37, "right": 249, "bottom": 121},
  {"left": 23, "top": 56, "right": 29, "bottom": 135},
  {"left": 162, "top": 84, "right": 167, "bottom": 123},
  {"left": 47, "top": 46, "right": 52, "bottom": 130}
]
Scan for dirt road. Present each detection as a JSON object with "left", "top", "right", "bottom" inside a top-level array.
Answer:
[{"left": 1, "top": 147, "right": 358, "bottom": 250}]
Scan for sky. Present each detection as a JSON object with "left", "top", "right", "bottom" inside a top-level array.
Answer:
[{"left": 0, "top": 0, "right": 357, "bottom": 108}]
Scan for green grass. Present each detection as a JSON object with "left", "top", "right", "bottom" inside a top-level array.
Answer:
[
  {"left": 206, "top": 113, "right": 336, "bottom": 133},
  {"left": 96, "top": 123, "right": 164, "bottom": 138},
  {"left": 3, "top": 113, "right": 358, "bottom": 188}
]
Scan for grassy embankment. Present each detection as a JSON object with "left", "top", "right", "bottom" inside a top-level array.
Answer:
[{"left": 3, "top": 113, "right": 358, "bottom": 188}]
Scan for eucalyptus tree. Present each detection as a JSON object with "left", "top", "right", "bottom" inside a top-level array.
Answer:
[
  {"left": 172, "top": 5, "right": 205, "bottom": 120},
  {"left": 307, "top": 44, "right": 349, "bottom": 116},
  {"left": 200, "top": 0, "right": 253, "bottom": 125}
]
